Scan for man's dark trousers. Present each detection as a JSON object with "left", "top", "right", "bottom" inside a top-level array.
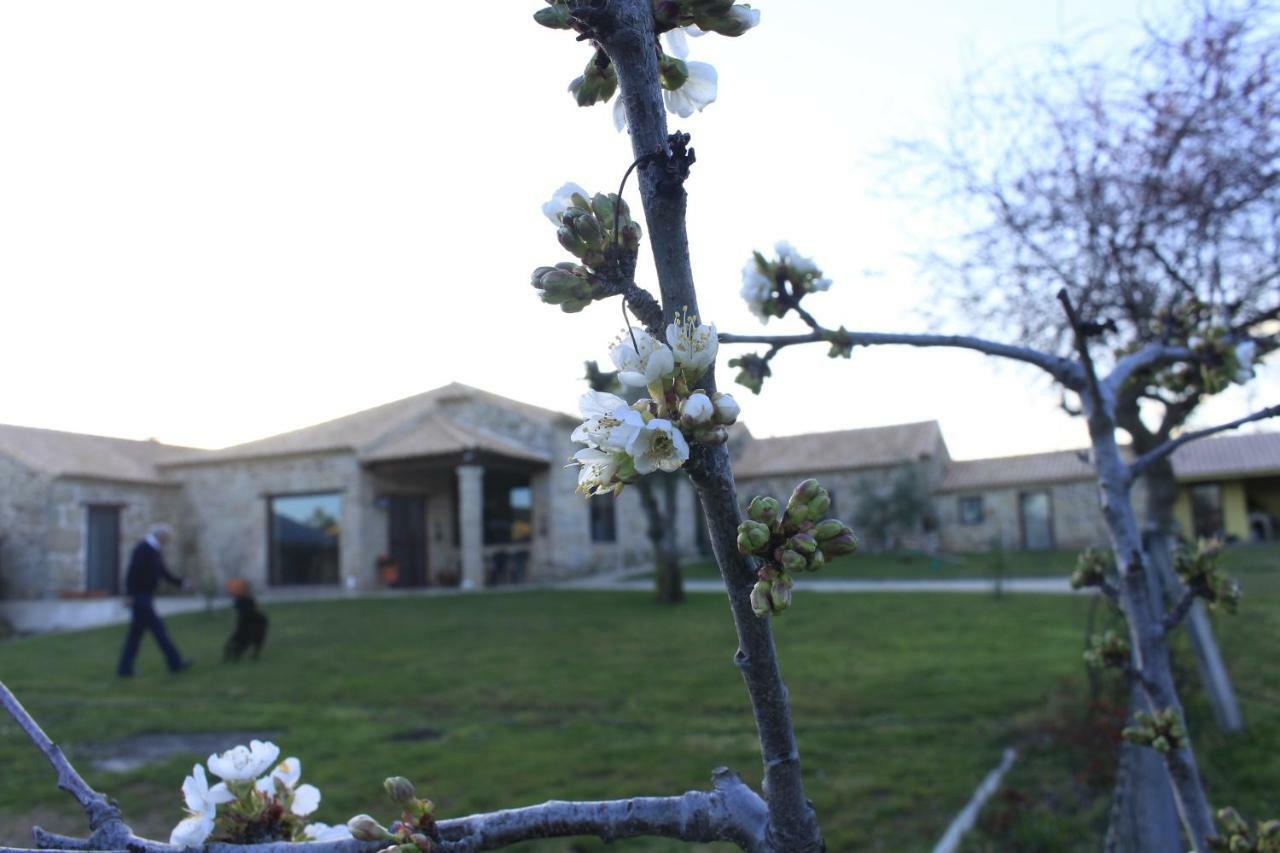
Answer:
[{"left": 117, "top": 594, "right": 183, "bottom": 675}]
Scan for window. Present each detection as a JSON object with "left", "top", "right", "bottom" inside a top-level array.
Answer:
[
  {"left": 959, "top": 496, "right": 984, "bottom": 526},
  {"left": 483, "top": 472, "right": 533, "bottom": 545},
  {"left": 1190, "top": 483, "right": 1224, "bottom": 539},
  {"left": 269, "top": 493, "right": 341, "bottom": 585},
  {"left": 589, "top": 494, "right": 617, "bottom": 543}
]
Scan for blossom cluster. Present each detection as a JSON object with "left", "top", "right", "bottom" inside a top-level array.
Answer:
[
  {"left": 740, "top": 241, "right": 832, "bottom": 323},
  {"left": 1123, "top": 296, "right": 1259, "bottom": 396},
  {"left": 736, "top": 479, "right": 859, "bottom": 617},
  {"left": 1173, "top": 538, "right": 1241, "bottom": 613},
  {"left": 571, "top": 314, "right": 739, "bottom": 495},
  {"left": 1068, "top": 547, "right": 1114, "bottom": 590},
  {"left": 1121, "top": 706, "right": 1187, "bottom": 755},
  {"left": 1209, "top": 807, "right": 1280, "bottom": 853},
  {"left": 533, "top": 183, "right": 643, "bottom": 313},
  {"left": 534, "top": 1, "right": 761, "bottom": 130},
  {"left": 170, "top": 739, "right": 346, "bottom": 847}
]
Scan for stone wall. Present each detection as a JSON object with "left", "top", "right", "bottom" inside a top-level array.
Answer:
[
  {"left": 936, "top": 479, "right": 1118, "bottom": 552},
  {"left": 0, "top": 452, "right": 52, "bottom": 599},
  {"left": 166, "top": 450, "right": 368, "bottom": 591}
]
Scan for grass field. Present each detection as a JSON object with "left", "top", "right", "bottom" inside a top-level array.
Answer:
[
  {"left": 1, "top": 545, "right": 1277, "bottom": 851},
  {"left": 647, "top": 548, "right": 1082, "bottom": 581}
]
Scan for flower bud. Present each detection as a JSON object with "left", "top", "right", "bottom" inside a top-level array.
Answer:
[
  {"left": 347, "top": 814, "right": 394, "bottom": 841},
  {"left": 680, "top": 391, "right": 714, "bottom": 426},
  {"left": 564, "top": 208, "right": 604, "bottom": 248},
  {"left": 750, "top": 580, "right": 772, "bottom": 617},
  {"left": 769, "top": 581, "right": 792, "bottom": 612},
  {"left": 806, "top": 549, "right": 825, "bottom": 572},
  {"left": 736, "top": 520, "right": 771, "bottom": 555},
  {"left": 777, "top": 548, "right": 806, "bottom": 574},
  {"left": 590, "top": 192, "right": 616, "bottom": 227},
  {"left": 619, "top": 221, "right": 642, "bottom": 251},
  {"left": 784, "top": 480, "right": 828, "bottom": 527},
  {"left": 558, "top": 225, "right": 586, "bottom": 257},
  {"left": 658, "top": 54, "right": 689, "bottom": 90},
  {"left": 384, "top": 776, "right": 416, "bottom": 806},
  {"left": 818, "top": 531, "right": 859, "bottom": 557},
  {"left": 787, "top": 532, "right": 817, "bottom": 556},
  {"left": 747, "top": 496, "right": 781, "bottom": 527},
  {"left": 1152, "top": 736, "right": 1169, "bottom": 754},
  {"left": 812, "top": 519, "right": 845, "bottom": 541},
  {"left": 711, "top": 392, "right": 740, "bottom": 425},
  {"left": 409, "top": 834, "right": 433, "bottom": 852},
  {"left": 699, "top": 425, "right": 730, "bottom": 445}
]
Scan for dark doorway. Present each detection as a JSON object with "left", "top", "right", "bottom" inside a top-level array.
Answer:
[
  {"left": 388, "top": 495, "right": 428, "bottom": 587},
  {"left": 86, "top": 506, "right": 121, "bottom": 594},
  {"left": 1019, "top": 491, "right": 1054, "bottom": 551}
]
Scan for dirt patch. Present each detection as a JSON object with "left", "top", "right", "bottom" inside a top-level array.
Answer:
[{"left": 75, "top": 730, "right": 282, "bottom": 773}]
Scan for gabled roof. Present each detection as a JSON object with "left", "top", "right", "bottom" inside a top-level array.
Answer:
[
  {"left": 939, "top": 429, "right": 1280, "bottom": 492},
  {"left": 161, "top": 383, "right": 571, "bottom": 466},
  {"left": 733, "top": 420, "right": 945, "bottom": 479},
  {"left": 0, "top": 423, "right": 187, "bottom": 485},
  {"left": 361, "top": 412, "right": 551, "bottom": 465}
]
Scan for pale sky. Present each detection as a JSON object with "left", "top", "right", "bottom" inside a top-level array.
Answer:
[{"left": 1, "top": 1, "right": 1275, "bottom": 460}]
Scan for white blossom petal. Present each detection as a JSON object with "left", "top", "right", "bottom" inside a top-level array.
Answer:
[
  {"left": 663, "top": 28, "right": 690, "bottom": 59},
  {"left": 290, "top": 784, "right": 321, "bottom": 817},
  {"left": 304, "top": 823, "right": 354, "bottom": 843},
  {"left": 663, "top": 62, "right": 717, "bottom": 118},
  {"left": 626, "top": 419, "right": 689, "bottom": 475},
  {"left": 207, "top": 740, "right": 280, "bottom": 783},
  {"left": 613, "top": 97, "right": 629, "bottom": 133},
  {"left": 541, "top": 182, "right": 589, "bottom": 225},
  {"left": 170, "top": 812, "right": 215, "bottom": 848}
]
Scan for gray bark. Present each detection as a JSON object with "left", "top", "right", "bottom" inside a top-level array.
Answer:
[
  {"left": 637, "top": 474, "right": 685, "bottom": 604},
  {"left": 1106, "top": 729, "right": 1183, "bottom": 853}
]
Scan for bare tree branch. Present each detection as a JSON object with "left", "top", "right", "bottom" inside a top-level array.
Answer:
[
  {"left": 1130, "top": 403, "right": 1280, "bottom": 480},
  {"left": 718, "top": 330, "right": 1084, "bottom": 388},
  {"left": 1105, "top": 342, "right": 1198, "bottom": 397},
  {"left": 1162, "top": 588, "right": 1199, "bottom": 635}
]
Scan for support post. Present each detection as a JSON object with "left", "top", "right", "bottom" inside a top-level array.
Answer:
[{"left": 457, "top": 463, "right": 485, "bottom": 589}]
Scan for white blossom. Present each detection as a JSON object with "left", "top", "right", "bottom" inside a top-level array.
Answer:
[
  {"left": 254, "top": 757, "right": 301, "bottom": 794},
  {"left": 304, "top": 823, "right": 354, "bottom": 842},
  {"left": 741, "top": 259, "right": 774, "bottom": 321},
  {"left": 571, "top": 447, "right": 627, "bottom": 496},
  {"left": 170, "top": 765, "right": 233, "bottom": 847},
  {"left": 663, "top": 29, "right": 690, "bottom": 59},
  {"left": 290, "top": 784, "right": 321, "bottom": 817},
  {"left": 541, "top": 182, "right": 588, "bottom": 225},
  {"left": 666, "top": 316, "right": 718, "bottom": 376},
  {"left": 712, "top": 392, "right": 741, "bottom": 424},
  {"left": 207, "top": 740, "right": 280, "bottom": 783},
  {"left": 610, "top": 327, "right": 676, "bottom": 387},
  {"left": 571, "top": 390, "right": 645, "bottom": 451},
  {"left": 663, "top": 61, "right": 717, "bottom": 118},
  {"left": 626, "top": 419, "right": 690, "bottom": 474},
  {"left": 681, "top": 392, "right": 714, "bottom": 426}
]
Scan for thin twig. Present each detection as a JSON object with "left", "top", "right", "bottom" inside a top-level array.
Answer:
[
  {"left": 1129, "top": 403, "right": 1280, "bottom": 479},
  {"left": 1162, "top": 588, "right": 1199, "bottom": 634}
]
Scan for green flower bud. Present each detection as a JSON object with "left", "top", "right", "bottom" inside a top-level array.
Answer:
[
  {"left": 658, "top": 54, "right": 689, "bottom": 91},
  {"left": 806, "top": 549, "right": 826, "bottom": 572},
  {"left": 787, "top": 532, "right": 817, "bottom": 556},
  {"left": 812, "top": 518, "right": 844, "bottom": 541},
  {"left": 770, "top": 581, "right": 792, "bottom": 612},
  {"left": 533, "top": 3, "right": 572, "bottom": 28},
  {"left": 747, "top": 496, "right": 781, "bottom": 527},
  {"left": 784, "top": 479, "right": 827, "bottom": 526},
  {"left": 736, "top": 520, "right": 771, "bottom": 555},
  {"left": 384, "top": 776, "right": 417, "bottom": 806},
  {"left": 1151, "top": 736, "right": 1170, "bottom": 753},
  {"left": 564, "top": 208, "right": 604, "bottom": 248},
  {"left": 619, "top": 221, "right": 642, "bottom": 251},
  {"left": 778, "top": 548, "right": 806, "bottom": 574},
  {"left": 347, "top": 814, "right": 394, "bottom": 842},
  {"left": 750, "top": 580, "right": 772, "bottom": 617},
  {"left": 1219, "top": 808, "right": 1249, "bottom": 835},
  {"left": 558, "top": 225, "right": 586, "bottom": 257},
  {"left": 590, "top": 193, "right": 616, "bottom": 227},
  {"left": 819, "top": 531, "right": 859, "bottom": 557}
]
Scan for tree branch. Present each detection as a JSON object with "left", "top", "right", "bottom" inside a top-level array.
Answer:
[
  {"left": 1129, "top": 403, "right": 1280, "bottom": 480},
  {"left": 1162, "top": 588, "right": 1198, "bottom": 635},
  {"left": 1105, "top": 341, "right": 1198, "bottom": 397},
  {"left": 434, "top": 768, "right": 767, "bottom": 852},
  {"left": 718, "top": 330, "right": 1084, "bottom": 388}
]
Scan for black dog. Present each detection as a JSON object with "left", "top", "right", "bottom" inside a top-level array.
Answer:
[{"left": 224, "top": 595, "right": 269, "bottom": 662}]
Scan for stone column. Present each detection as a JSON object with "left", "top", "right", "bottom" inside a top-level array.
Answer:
[{"left": 457, "top": 464, "right": 485, "bottom": 589}]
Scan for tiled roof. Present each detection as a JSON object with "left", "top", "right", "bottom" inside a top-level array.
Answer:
[
  {"left": 0, "top": 423, "right": 187, "bottom": 485},
  {"left": 161, "top": 383, "right": 571, "bottom": 466},
  {"left": 734, "top": 421, "right": 945, "bottom": 479},
  {"left": 939, "top": 448, "right": 1097, "bottom": 493},
  {"left": 940, "top": 430, "right": 1280, "bottom": 492},
  {"left": 361, "top": 413, "right": 551, "bottom": 465},
  {"left": 1171, "top": 430, "right": 1280, "bottom": 480}
]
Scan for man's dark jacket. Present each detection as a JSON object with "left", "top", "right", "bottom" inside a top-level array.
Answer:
[{"left": 124, "top": 541, "right": 181, "bottom": 596}]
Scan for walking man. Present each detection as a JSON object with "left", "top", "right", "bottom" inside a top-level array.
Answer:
[{"left": 116, "top": 523, "right": 193, "bottom": 677}]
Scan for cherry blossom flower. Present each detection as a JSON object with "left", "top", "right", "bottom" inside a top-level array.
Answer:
[
  {"left": 667, "top": 315, "right": 718, "bottom": 376},
  {"left": 207, "top": 739, "right": 280, "bottom": 783},
  {"left": 170, "top": 764, "right": 234, "bottom": 846},
  {"left": 626, "top": 419, "right": 690, "bottom": 474},
  {"left": 542, "top": 182, "right": 589, "bottom": 225},
  {"left": 610, "top": 327, "right": 676, "bottom": 387},
  {"left": 572, "top": 390, "right": 645, "bottom": 451}
]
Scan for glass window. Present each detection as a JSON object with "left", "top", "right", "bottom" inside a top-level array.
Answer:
[
  {"left": 590, "top": 495, "right": 617, "bottom": 543},
  {"left": 483, "top": 473, "right": 533, "bottom": 545},
  {"left": 269, "top": 493, "right": 341, "bottom": 585},
  {"left": 1190, "top": 483, "right": 1224, "bottom": 539},
  {"left": 959, "top": 496, "right": 984, "bottom": 526}
]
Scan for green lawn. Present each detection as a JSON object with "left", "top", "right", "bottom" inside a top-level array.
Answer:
[
  {"left": 0, "top": 544, "right": 1276, "bottom": 851},
  {"left": 652, "top": 548, "right": 1081, "bottom": 581}
]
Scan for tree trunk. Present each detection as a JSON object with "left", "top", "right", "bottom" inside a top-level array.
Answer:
[
  {"left": 1141, "top": 459, "right": 1244, "bottom": 732},
  {"left": 1105, "top": 685, "right": 1184, "bottom": 853},
  {"left": 639, "top": 475, "right": 685, "bottom": 604}
]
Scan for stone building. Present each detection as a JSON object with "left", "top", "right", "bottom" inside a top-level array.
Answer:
[{"left": 1, "top": 383, "right": 1277, "bottom": 607}]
